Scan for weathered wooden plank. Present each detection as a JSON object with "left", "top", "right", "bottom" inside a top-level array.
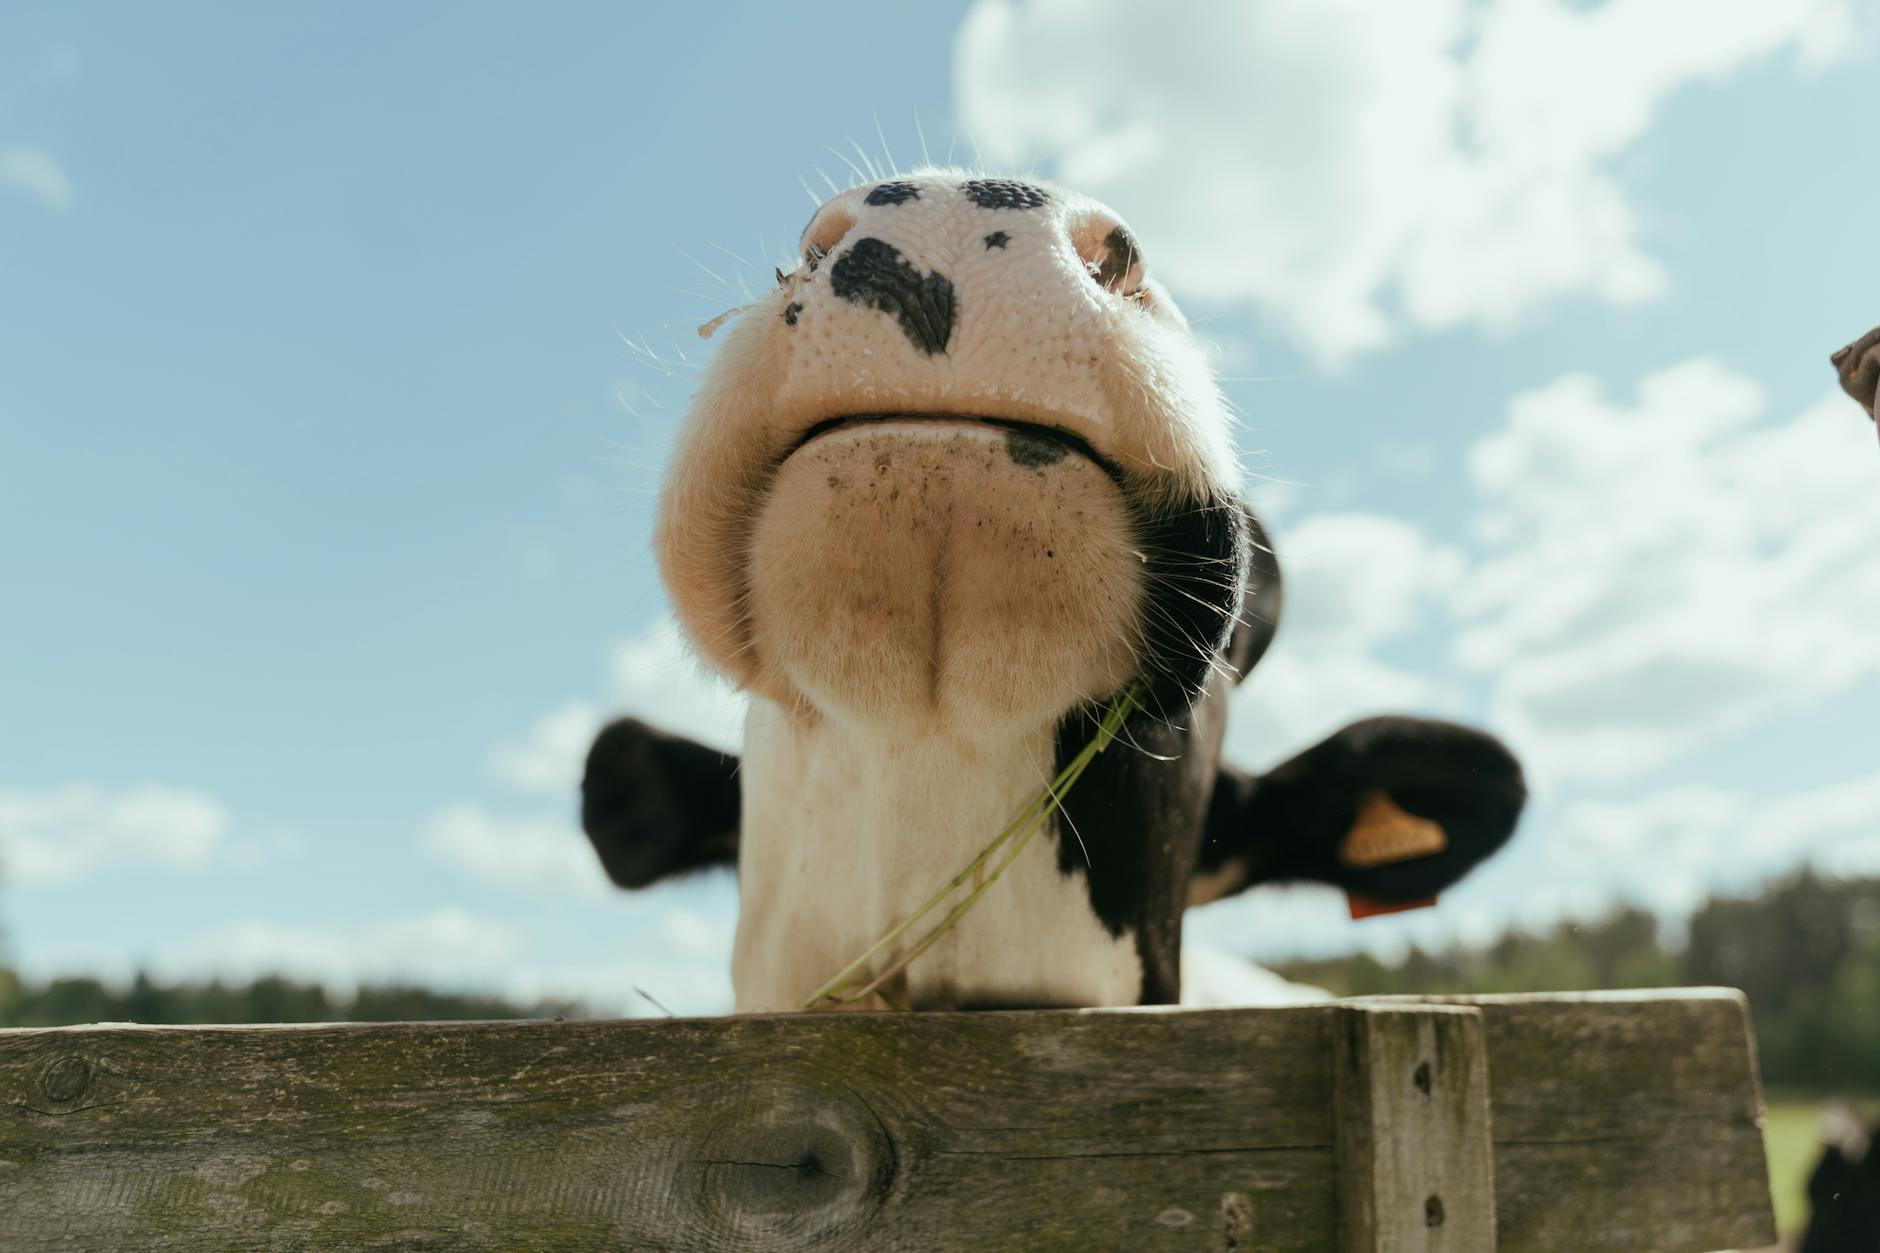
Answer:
[
  {"left": 0, "top": 1009, "right": 1337, "bottom": 1252},
  {"left": 0, "top": 992, "right": 1776, "bottom": 1252},
  {"left": 1332, "top": 1004, "right": 1495, "bottom": 1251},
  {"left": 1361, "top": 990, "right": 1777, "bottom": 1253}
]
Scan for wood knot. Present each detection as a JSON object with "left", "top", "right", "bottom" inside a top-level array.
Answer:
[
  {"left": 1425, "top": 1194, "right": 1446, "bottom": 1227},
  {"left": 41, "top": 1055, "right": 93, "bottom": 1104},
  {"left": 678, "top": 1080, "right": 896, "bottom": 1249},
  {"left": 1413, "top": 1061, "right": 1432, "bottom": 1096}
]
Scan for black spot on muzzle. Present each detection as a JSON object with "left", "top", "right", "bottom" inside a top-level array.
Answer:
[
  {"left": 829, "top": 237, "right": 956, "bottom": 356},
  {"left": 865, "top": 181, "right": 921, "bottom": 206},
  {"left": 963, "top": 179, "right": 1050, "bottom": 210}
]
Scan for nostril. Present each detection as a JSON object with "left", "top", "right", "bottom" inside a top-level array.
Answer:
[{"left": 1069, "top": 213, "right": 1146, "bottom": 299}]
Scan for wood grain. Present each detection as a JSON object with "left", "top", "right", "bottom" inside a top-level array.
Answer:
[
  {"left": 0, "top": 991, "right": 1775, "bottom": 1251},
  {"left": 1332, "top": 1004, "right": 1495, "bottom": 1251}
]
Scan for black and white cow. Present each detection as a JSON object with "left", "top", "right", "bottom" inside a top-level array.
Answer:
[{"left": 585, "top": 173, "right": 1526, "bottom": 1013}]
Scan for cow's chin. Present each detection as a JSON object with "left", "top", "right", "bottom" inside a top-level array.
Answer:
[{"left": 746, "top": 418, "right": 1145, "bottom": 736}]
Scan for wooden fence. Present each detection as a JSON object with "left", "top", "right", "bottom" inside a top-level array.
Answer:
[{"left": 0, "top": 988, "right": 1774, "bottom": 1251}]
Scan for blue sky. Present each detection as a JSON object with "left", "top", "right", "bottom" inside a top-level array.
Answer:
[{"left": 2, "top": 1, "right": 1876, "bottom": 1014}]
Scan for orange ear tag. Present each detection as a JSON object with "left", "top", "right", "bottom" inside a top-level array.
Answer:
[
  {"left": 1340, "top": 790, "right": 1448, "bottom": 920},
  {"left": 1339, "top": 790, "right": 1449, "bottom": 868}
]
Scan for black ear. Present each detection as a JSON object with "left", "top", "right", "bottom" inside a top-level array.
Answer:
[
  {"left": 1223, "top": 506, "right": 1282, "bottom": 683},
  {"left": 580, "top": 718, "right": 741, "bottom": 889},
  {"left": 1191, "top": 716, "right": 1525, "bottom": 907}
]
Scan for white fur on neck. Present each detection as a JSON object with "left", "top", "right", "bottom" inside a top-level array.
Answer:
[{"left": 731, "top": 696, "right": 1142, "bottom": 1012}]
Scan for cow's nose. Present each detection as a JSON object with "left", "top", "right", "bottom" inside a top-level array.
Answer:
[{"left": 789, "top": 176, "right": 1151, "bottom": 357}]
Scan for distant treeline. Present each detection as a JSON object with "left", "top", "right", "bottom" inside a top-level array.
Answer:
[
  {"left": 1274, "top": 869, "right": 1880, "bottom": 1093},
  {"left": 4, "top": 872, "right": 1876, "bottom": 1092},
  {"left": 0, "top": 970, "right": 581, "bottom": 1029}
]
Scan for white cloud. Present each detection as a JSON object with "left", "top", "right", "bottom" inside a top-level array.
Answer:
[
  {"left": 1226, "top": 361, "right": 1880, "bottom": 788},
  {"left": 479, "top": 618, "right": 745, "bottom": 804},
  {"left": 0, "top": 143, "right": 75, "bottom": 212},
  {"left": 428, "top": 616, "right": 746, "bottom": 898},
  {"left": 422, "top": 806, "right": 613, "bottom": 898},
  {"left": 502, "top": 898, "right": 739, "bottom": 1018},
  {"left": 1458, "top": 367, "right": 1880, "bottom": 783},
  {"left": 605, "top": 617, "right": 746, "bottom": 753},
  {"left": 1229, "top": 512, "right": 1470, "bottom": 767},
  {"left": 954, "top": 0, "right": 1850, "bottom": 360},
  {"left": 486, "top": 699, "right": 603, "bottom": 795},
  {"left": 0, "top": 784, "right": 228, "bottom": 884},
  {"left": 1555, "top": 770, "right": 1880, "bottom": 915},
  {"left": 149, "top": 909, "right": 526, "bottom": 996}
]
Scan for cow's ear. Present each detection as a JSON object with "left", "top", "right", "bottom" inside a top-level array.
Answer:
[
  {"left": 1189, "top": 717, "right": 1524, "bottom": 909},
  {"left": 1832, "top": 326, "right": 1879, "bottom": 424},
  {"left": 1223, "top": 505, "right": 1282, "bottom": 683},
  {"left": 580, "top": 719, "right": 740, "bottom": 888}
]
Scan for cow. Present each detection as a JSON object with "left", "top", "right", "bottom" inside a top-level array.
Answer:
[
  {"left": 1800, "top": 1104, "right": 1880, "bottom": 1252},
  {"left": 584, "top": 173, "right": 1527, "bottom": 1013}
]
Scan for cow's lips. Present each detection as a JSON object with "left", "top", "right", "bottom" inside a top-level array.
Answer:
[{"left": 781, "top": 414, "right": 1124, "bottom": 483}]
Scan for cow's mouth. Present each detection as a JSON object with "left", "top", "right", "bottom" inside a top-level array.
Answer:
[{"left": 782, "top": 414, "right": 1125, "bottom": 485}]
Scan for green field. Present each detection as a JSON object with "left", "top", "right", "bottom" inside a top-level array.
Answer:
[{"left": 1764, "top": 1098, "right": 1820, "bottom": 1236}]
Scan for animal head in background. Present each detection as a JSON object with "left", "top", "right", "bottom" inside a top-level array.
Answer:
[{"left": 1832, "top": 325, "right": 1879, "bottom": 441}]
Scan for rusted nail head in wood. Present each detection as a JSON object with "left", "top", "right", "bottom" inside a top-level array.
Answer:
[
  {"left": 1425, "top": 1194, "right": 1446, "bottom": 1228},
  {"left": 1413, "top": 1060, "right": 1432, "bottom": 1096}
]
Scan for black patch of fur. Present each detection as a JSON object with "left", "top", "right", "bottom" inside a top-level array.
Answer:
[
  {"left": 581, "top": 718, "right": 740, "bottom": 889},
  {"left": 963, "top": 179, "right": 1049, "bottom": 210},
  {"left": 865, "top": 181, "right": 921, "bottom": 206},
  {"left": 829, "top": 237, "right": 956, "bottom": 355},
  {"left": 1050, "top": 688, "right": 1225, "bottom": 1005},
  {"left": 1224, "top": 508, "right": 1282, "bottom": 682},
  {"left": 783, "top": 301, "right": 803, "bottom": 325},
  {"left": 983, "top": 231, "right": 1010, "bottom": 250},
  {"left": 1045, "top": 493, "right": 1250, "bottom": 1003},
  {"left": 1130, "top": 495, "right": 1251, "bottom": 716}
]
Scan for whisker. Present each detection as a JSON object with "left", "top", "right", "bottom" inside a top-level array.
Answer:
[
  {"left": 914, "top": 109, "right": 933, "bottom": 168},
  {"left": 873, "top": 112, "right": 898, "bottom": 176},
  {"left": 846, "top": 134, "right": 881, "bottom": 182},
  {"left": 823, "top": 143, "right": 869, "bottom": 186}
]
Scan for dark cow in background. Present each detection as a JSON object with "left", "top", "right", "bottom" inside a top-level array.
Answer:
[
  {"left": 1800, "top": 1105, "right": 1880, "bottom": 1252},
  {"left": 585, "top": 172, "right": 1529, "bottom": 1013}
]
